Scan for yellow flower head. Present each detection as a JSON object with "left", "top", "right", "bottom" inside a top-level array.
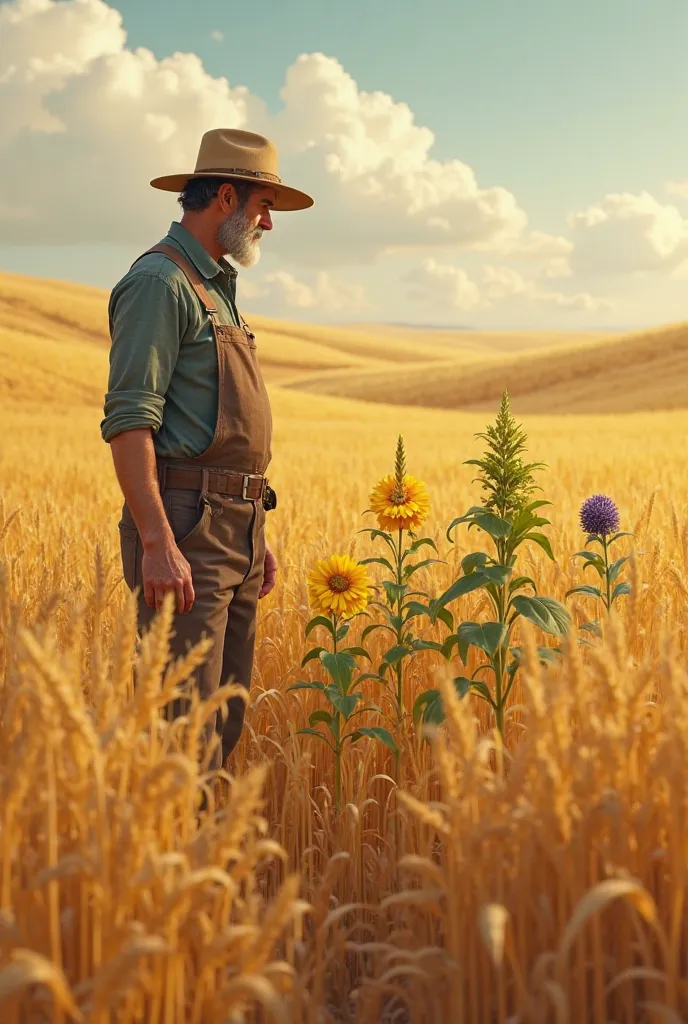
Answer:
[
  {"left": 369, "top": 473, "right": 430, "bottom": 533},
  {"left": 307, "top": 554, "right": 372, "bottom": 619}
]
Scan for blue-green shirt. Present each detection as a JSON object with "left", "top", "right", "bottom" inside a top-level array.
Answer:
[{"left": 101, "top": 221, "right": 241, "bottom": 459}]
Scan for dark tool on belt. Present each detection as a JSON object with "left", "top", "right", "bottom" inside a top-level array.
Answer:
[{"left": 262, "top": 483, "right": 277, "bottom": 512}]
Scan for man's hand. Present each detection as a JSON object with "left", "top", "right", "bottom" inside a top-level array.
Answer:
[
  {"left": 259, "top": 546, "right": 278, "bottom": 600},
  {"left": 142, "top": 538, "right": 195, "bottom": 615}
]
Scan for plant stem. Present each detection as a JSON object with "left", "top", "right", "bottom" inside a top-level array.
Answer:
[
  {"left": 395, "top": 528, "right": 404, "bottom": 724},
  {"left": 334, "top": 743, "right": 341, "bottom": 810},
  {"left": 494, "top": 537, "right": 508, "bottom": 739},
  {"left": 602, "top": 535, "right": 611, "bottom": 612},
  {"left": 332, "top": 614, "right": 338, "bottom": 654}
]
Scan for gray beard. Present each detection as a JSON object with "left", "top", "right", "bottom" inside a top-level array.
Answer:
[{"left": 216, "top": 209, "right": 262, "bottom": 268}]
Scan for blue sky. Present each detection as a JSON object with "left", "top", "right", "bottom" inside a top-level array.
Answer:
[
  {"left": 2, "top": 0, "right": 688, "bottom": 327},
  {"left": 93, "top": 0, "right": 688, "bottom": 224}
]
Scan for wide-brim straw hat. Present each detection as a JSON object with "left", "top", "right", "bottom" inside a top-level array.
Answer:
[{"left": 150, "top": 128, "right": 313, "bottom": 212}]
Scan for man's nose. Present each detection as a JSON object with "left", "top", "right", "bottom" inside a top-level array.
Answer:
[{"left": 259, "top": 211, "right": 273, "bottom": 231}]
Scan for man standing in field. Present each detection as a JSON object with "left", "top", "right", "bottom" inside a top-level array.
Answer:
[{"left": 101, "top": 128, "right": 313, "bottom": 770}]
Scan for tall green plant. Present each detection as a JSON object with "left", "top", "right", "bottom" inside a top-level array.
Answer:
[
  {"left": 359, "top": 436, "right": 445, "bottom": 737},
  {"left": 413, "top": 390, "right": 572, "bottom": 738}
]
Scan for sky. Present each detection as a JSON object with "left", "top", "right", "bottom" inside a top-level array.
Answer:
[{"left": 2, "top": 0, "right": 688, "bottom": 328}]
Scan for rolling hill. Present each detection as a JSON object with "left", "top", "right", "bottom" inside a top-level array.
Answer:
[
  {"left": 284, "top": 321, "right": 688, "bottom": 413},
  {"left": 1, "top": 268, "right": 686, "bottom": 415}
]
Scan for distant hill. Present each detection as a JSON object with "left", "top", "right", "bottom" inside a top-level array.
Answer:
[
  {"left": 1, "top": 268, "right": 684, "bottom": 415},
  {"left": 284, "top": 322, "right": 688, "bottom": 414}
]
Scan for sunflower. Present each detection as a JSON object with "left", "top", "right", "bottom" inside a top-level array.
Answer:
[
  {"left": 369, "top": 473, "right": 430, "bottom": 533},
  {"left": 307, "top": 554, "right": 372, "bottom": 618}
]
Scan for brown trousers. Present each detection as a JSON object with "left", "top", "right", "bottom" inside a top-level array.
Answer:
[{"left": 119, "top": 484, "right": 266, "bottom": 770}]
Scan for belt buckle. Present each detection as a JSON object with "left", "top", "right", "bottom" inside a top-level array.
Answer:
[{"left": 241, "top": 475, "right": 251, "bottom": 500}]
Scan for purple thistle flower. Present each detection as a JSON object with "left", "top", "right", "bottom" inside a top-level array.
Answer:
[{"left": 579, "top": 494, "right": 620, "bottom": 537}]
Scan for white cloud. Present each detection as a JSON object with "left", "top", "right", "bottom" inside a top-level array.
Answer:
[
  {"left": 404, "top": 259, "right": 482, "bottom": 311},
  {"left": 481, "top": 264, "right": 610, "bottom": 311},
  {"left": 404, "top": 259, "right": 609, "bottom": 314},
  {"left": 664, "top": 180, "right": 688, "bottom": 199},
  {"left": 491, "top": 230, "right": 573, "bottom": 260},
  {"left": 567, "top": 191, "right": 688, "bottom": 275},
  {"left": 542, "top": 256, "right": 573, "bottom": 280},
  {"left": 239, "top": 269, "right": 369, "bottom": 313},
  {"left": 0, "top": 0, "right": 548, "bottom": 267},
  {"left": 210, "top": 29, "right": 224, "bottom": 43}
]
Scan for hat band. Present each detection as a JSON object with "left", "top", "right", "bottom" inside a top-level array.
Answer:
[{"left": 197, "top": 166, "right": 282, "bottom": 184}]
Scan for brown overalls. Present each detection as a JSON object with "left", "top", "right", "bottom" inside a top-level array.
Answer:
[{"left": 117, "top": 243, "right": 273, "bottom": 771}]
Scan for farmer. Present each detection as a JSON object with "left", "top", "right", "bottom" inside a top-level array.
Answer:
[{"left": 100, "top": 128, "right": 313, "bottom": 770}]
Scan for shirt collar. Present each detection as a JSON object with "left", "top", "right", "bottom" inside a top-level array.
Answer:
[{"left": 167, "top": 221, "right": 238, "bottom": 280}]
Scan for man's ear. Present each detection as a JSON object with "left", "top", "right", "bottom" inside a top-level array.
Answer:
[{"left": 218, "top": 182, "right": 236, "bottom": 212}]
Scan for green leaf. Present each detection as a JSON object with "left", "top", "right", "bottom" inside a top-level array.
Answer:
[
  {"left": 612, "top": 581, "right": 632, "bottom": 601},
  {"left": 461, "top": 552, "right": 491, "bottom": 575},
  {"left": 350, "top": 726, "right": 398, "bottom": 753},
  {"left": 404, "top": 558, "right": 445, "bottom": 578},
  {"left": 320, "top": 651, "right": 356, "bottom": 690},
  {"left": 435, "top": 571, "right": 489, "bottom": 611},
  {"left": 359, "top": 556, "right": 396, "bottom": 573},
  {"left": 453, "top": 676, "right": 474, "bottom": 698},
  {"left": 608, "top": 557, "right": 629, "bottom": 586},
  {"left": 440, "top": 634, "right": 460, "bottom": 661},
  {"left": 305, "top": 615, "right": 335, "bottom": 639},
  {"left": 335, "top": 622, "right": 350, "bottom": 642},
  {"left": 521, "top": 532, "right": 555, "bottom": 560},
  {"left": 382, "top": 644, "right": 414, "bottom": 667},
  {"left": 454, "top": 675, "right": 496, "bottom": 705},
  {"left": 580, "top": 619, "right": 602, "bottom": 636},
  {"left": 481, "top": 564, "right": 513, "bottom": 585},
  {"left": 361, "top": 622, "right": 397, "bottom": 641},
  {"left": 358, "top": 527, "right": 396, "bottom": 549},
  {"left": 309, "top": 709, "right": 333, "bottom": 728},
  {"left": 471, "top": 512, "right": 513, "bottom": 539},
  {"left": 565, "top": 584, "right": 603, "bottom": 600},
  {"left": 446, "top": 507, "right": 485, "bottom": 542},
  {"left": 574, "top": 550, "right": 605, "bottom": 565},
  {"left": 412, "top": 688, "right": 444, "bottom": 727},
  {"left": 297, "top": 727, "right": 334, "bottom": 748},
  {"left": 511, "top": 595, "right": 572, "bottom": 637},
  {"left": 356, "top": 672, "right": 388, "bottom": 685},
  {"left": 509, "top": 575, "right": 537, "bottom": 595},
  {"left": 608, "top": 531, "right": 635, "bottom": 545},
  {"left": 404, "top": 601, "right": 431, "bottom": 623},
  {"left": 408, "top": 537, "right": 439, "bottom": 555},
  {"left": 340, "top": 646, "right": 372, "bottom": 661},
  {"left": 328, "top": 691, "right": 363, "bottom": 718},
  {"left": 382, "top": 580, "right": 408, "bottom": 606},
  {"left": 436, "top": 607, "right": 454, "bottom": 631},
  {"left": 301, "top": 646, "right": 327, "bottom": 668},
  {"left": 409, "top": 639, "right": 445, "bottom": 653},
  {"left": 510, "top": 645, "right": 560, "bottom": 666},
  {"left": 287, "top": 681, "right": 326, "bottom": 692},
  {"left": 457, "top": 621, "right": 509, "bottom": 657},
  {"left": 509, "top": 508, "right": 551, "bottom": 544}
]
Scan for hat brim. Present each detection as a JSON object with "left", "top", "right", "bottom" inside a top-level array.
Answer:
[{"left": 149, "top": 171, "right": 313, "bottom": 212}]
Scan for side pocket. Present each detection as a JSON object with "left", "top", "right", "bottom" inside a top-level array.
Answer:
[
  {"left": 164, "top": 488, "right": 213, "bottom": 546},
  {"left": 117, "top": 524, "right": 139, "bottom": 591}
]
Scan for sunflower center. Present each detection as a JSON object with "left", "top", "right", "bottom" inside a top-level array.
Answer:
[
  {"left": 328, "top": 574, "right": 351, "bottom": 593},
  {"left": 390, "top": 484, "right": 407, "bottom": 505}
]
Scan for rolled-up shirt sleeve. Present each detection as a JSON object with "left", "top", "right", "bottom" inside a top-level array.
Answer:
[{"left": 101, "top": 271, "right": 184, "bottom": 443}]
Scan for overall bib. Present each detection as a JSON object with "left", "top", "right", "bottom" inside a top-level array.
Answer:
[{"left": 117, "top": 243, "right": 273, "bottom": 770}]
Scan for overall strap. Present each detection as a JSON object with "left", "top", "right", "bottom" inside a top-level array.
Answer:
[{"left": 132, "top": 243, "right": 218, "bottom": 317}]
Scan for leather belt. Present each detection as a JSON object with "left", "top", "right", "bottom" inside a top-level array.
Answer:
[{"left": 163, "top": 466, "right": 267, "bottom": 501}]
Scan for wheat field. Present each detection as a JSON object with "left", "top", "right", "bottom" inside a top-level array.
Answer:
[{"left": 1, "top": 270, "right": 688, "bottom": 1022}]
